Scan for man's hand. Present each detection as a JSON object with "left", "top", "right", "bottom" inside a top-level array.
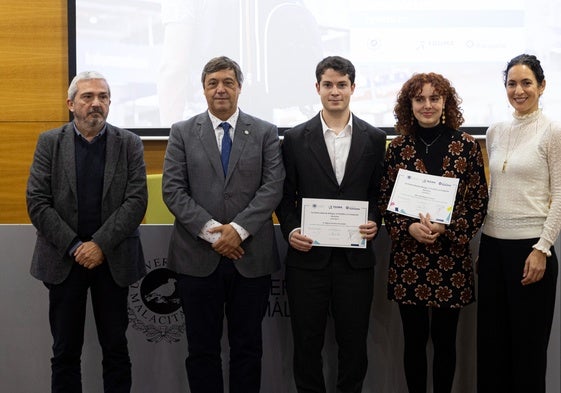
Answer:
[
  {"left": 359, "top": 220, "right": 378, "bottom": 241},
  {"left": 209, "top": 224, "right": 245, "bottom": 260},
  {"left": 74, "top": 241, "right": 104, "bottom": 269},
  {"left": 289, "top": 230, "right": 313, "bottom": 252}
]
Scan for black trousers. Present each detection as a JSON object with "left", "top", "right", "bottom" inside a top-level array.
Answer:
[
  {"left": 286, "top": 249, "right": 374, "bottom": 393},
  {"left": 176, "top": 259, "right": 271, "bottom": 393},
  {"left": 398, "top": 304, "right": 461, "bottom": 393},
  {"left": 477, "top": 234, "right": 558, "bottom": 393},
  {"left": 46, "top": 262, "right": 131, "bottom": 393}
]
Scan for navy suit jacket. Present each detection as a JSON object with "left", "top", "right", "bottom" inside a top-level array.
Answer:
[
  {"left": 26, "top": 122, "right": 148, "bottom": 287},
  {"left": 276, "top": 113, "right": 386, "bottom": 269}
]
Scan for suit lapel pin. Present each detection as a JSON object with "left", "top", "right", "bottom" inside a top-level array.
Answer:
[{"left": 244, "top": 130, "right": 250, "bottom": 135}]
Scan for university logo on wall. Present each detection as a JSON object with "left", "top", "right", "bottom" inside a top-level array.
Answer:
[{"left": 128, "top": 257, "right": 185, "bottom": 343}]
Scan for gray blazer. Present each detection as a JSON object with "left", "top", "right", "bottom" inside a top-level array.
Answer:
[
  {"left": 162, "top": 110, "right": 285, "bottom": 278},
  {"left": 26, "top": 123, "right": 148, "bottom": 287}
]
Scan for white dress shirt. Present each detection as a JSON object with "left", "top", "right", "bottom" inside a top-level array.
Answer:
[
  {"left": 289, "top": 112, "right": 354, "bottom": 241},
  {"left": 321, "top": 111, "right": 353, "bottom": 184}
]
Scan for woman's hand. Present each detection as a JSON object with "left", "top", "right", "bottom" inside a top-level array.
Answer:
[
  {"left": 408, "top": 222, "right": 439, "bottom": 244},
  {"left": 521, "top": 248, "right": 547, "bottom": 285},
  {"left": 420, "top": 213, "right": 446, "bottom": 236},
  {"left": 408, "top": 213, "right": 443, "bottom": 244}
]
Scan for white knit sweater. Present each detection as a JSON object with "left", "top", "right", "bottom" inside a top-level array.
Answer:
[{"left": 483, "top": 109, "right": 561, "bottom": 255}]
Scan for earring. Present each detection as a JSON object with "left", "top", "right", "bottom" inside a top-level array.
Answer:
[{"left": 441, "top": 111, "right": 446, "bottom": 124}]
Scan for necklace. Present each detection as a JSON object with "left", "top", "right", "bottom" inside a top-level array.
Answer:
[
  {"left": 502, "top": 128, "right": 520, "bottom": 172},
  {"left": 502, "top": 117, "right": 539, "bottom": 172},
  {"left": 418, "top": 133, "right": 442, "bottom": 154}
]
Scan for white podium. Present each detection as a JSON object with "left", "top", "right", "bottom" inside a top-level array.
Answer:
[{"left": 1, "top": 225, "right": 559, "bottom": 393}]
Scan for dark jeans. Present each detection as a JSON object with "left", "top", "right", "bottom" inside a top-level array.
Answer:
[
  {"left": 176, "top": 258, "right": 271, "bottom": 393},
  {"left": 46, "top": 262, "right": 131, "bottom": 393},
  {"left": 477, "top": 234, "right": 558, "bottom": 393}
]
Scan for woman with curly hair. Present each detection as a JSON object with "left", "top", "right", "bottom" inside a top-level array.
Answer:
[{"left": 379, "top": 73, "right": 488, "bottom": 393}]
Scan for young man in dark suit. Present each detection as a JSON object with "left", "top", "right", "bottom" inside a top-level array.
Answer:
[
  {"left": 162, "top": 56, "right": 285, "bottom": 393},
  {"left": 26, "top": 71, "right": 148, "bottom": 392},
  {"left": 276, "top": 56, "right": 387, "bottom": 393}
]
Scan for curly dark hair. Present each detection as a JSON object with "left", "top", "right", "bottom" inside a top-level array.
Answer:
[{"left": 394, "top": 72, "right": 464, "bottom": 135}]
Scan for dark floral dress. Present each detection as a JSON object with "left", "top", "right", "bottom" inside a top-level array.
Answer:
[{"left": 379, "top": 126, "right": 488, "bottom": 308}]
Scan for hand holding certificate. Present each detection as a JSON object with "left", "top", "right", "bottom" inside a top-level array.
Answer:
[
  {"left": 301, "top": 198, "right": 369, "bottom": 248},
  {"left": 386, "top": 169, "right": 459, "bottom": 224}
]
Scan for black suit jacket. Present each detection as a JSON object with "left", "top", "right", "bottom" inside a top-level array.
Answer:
[{"left": 276, "top": 113, "right": 386, "bottom": 270}]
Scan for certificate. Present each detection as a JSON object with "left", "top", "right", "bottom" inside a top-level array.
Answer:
[
  {"left": 386, "top": 169, "right": 459, "bottom": 224},
  {"left": 301, "top": 198, "right": 369, "bottom": 248}
]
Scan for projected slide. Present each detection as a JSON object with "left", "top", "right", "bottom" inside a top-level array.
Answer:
[{"left": 75, "top": 0, "right": 561, "bottom": 131}]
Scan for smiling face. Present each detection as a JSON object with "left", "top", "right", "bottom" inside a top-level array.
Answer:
[
  {"left": 203, "top": 68, "right": 241, "bottom": 120},
  {"left": 505, "top": 64, "right": 546, "bottom": 116},
  {"left": 411, "top": 83, "right": 444, "bottom": 128},
  {"left": 316, "top": 68, "right": 355, "bottom": 115},
  {"left": 67, "top": 78, "right": 110, "bottom": 135}
]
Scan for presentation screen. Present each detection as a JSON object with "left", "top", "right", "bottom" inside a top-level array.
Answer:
[{"left": 71, "top": 0, "right": 561, "bottom": 134}]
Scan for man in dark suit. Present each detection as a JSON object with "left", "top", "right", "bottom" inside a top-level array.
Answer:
[
  {"left": 26, "top": 71, "right": 148, "bottom": 392},
  {"left": 162, "top": 56, "right": 285, "bottom": 393},
  {"left": 276, "top": 56, "right": 387, "bottom": 393}
]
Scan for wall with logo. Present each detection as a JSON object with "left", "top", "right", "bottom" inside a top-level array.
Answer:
[{"left": 2, "top": 225, "right": 559, "bottom": 392}]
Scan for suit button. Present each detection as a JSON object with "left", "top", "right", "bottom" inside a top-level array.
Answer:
[{"left": 224, "top": 193, "right": 230, "bottom": 199}]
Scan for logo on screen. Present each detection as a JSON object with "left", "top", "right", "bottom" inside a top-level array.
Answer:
[{"left": 128, "top": 257, "right": 184, "bottom": 343}]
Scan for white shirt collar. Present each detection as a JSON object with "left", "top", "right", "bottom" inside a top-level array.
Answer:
[
  {"left": 208, "top": 109, "right": 239, "bottom": 131},
  {"left": 320, "top": 111, "right": 353, "bottom": 137}
]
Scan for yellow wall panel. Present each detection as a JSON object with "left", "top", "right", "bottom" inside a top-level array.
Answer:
[
  {"left": 0, "top": 0, "right": 68, "bottom": 222},
  {"left": 0, "top": 122, "right": 66, "bottom": 223},
  {"left": 0, "top": 1, "right": 68, "bottom": 122},
  {"left": 143, "top": 140, "right": 167, "bottom": 175}
]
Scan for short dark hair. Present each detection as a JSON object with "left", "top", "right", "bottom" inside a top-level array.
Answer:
[
  {"left": 201, "top": 56, "right": 244, "bottom": 86},
  {"left": 503, "top": 54, "right": 545, "bottom": 86},
  {"left": 315, "top": 56, "right": 356, "bottom": 85}
]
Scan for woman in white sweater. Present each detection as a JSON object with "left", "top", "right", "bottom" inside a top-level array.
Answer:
[{"left": 477, "top": 54, "right": 561, "bottom": 393}]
